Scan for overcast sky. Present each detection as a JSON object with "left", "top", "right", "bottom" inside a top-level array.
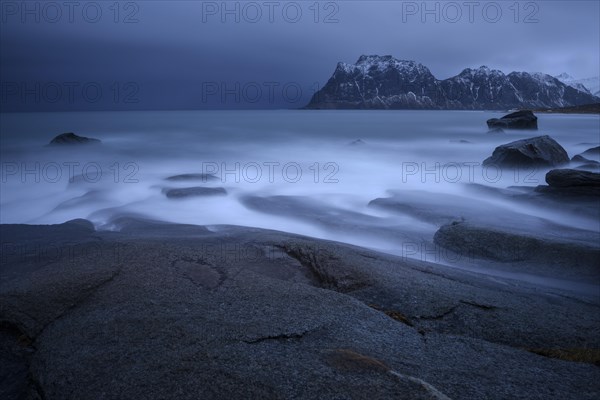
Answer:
[{"left": 1, "top": 0, "right": 598, "bottom": 110}]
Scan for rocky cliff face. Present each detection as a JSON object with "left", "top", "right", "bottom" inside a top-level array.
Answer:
[{"left": 306, "top": 55, "right": 600, "bottom": 110}]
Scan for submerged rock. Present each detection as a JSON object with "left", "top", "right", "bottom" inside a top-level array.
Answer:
[
  {"left": 575, "top": 163, "right": 600, "bottom": 172},
  {"left": 487, "top": 127, "right": 505, "bottom": 134},
  {"left": 49, "top": 132, "right": 101, "bottom": 145},
  {"left": 348, "top": 139, "right": 366, "bottom": 146},
  {"left": 571, "top": 154, "right": 597, "bottom": 163},
  {"left": 162, "top": 187, "right": 227, "bottom": 199},
  {"left": 433, "top": 220, "right": 599, "bottom": 269},
  {"left": 580, "top": 146, "right": 600, "bottom": 158},
  {"left": 483, "top": 135, "right": 569, "bottom": 168},
  {"left": 164, "top": 173, "right": 219, "bottom": 182},
  {"left": 486, "top": 110, "right": 538, "bottom": 130},
  {"left": 571, "top": 149, "right": 600, "bottom": 171}
]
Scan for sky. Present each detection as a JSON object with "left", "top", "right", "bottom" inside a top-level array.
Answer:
[{"left": 1, "top": 0, "right": 599, "bottom": 110}]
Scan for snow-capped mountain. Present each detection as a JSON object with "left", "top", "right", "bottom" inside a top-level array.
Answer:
[
  {"left": 316, "top": 55, "right": 440, "bottom": 109},
  {"left": 555, "top": 73, "right": 600, "bottom": 97},
  {"left": 306, "top": 55, "right": 600, "bottom": 110}
]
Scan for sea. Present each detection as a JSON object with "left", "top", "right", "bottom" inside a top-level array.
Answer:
[{"left": 1, "top": 110, "right": 599, "bottom": 257}]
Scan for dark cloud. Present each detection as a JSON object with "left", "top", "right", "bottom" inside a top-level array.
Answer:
[{"left": 1, "top": 0, "right": 598, "bottom": 110}]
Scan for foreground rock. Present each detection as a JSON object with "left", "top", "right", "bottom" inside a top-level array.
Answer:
[
  {"left": 240, "top": 195, "right": 428, "bottom": 245},
  {"left": 463, "top": 182, "right": 600, "bottom": 225},
  {"left": 483, "top": 135, "right": 569, "bottom": 167},
  {"left": 545, "top": 169, "right": 600, "bottom": 187},
  {"left": 368, "top": 189, "right": 599, "bottom": 283},
  {"left": 433, "top": 220, "right": 599, "bottom": 277},
  {"left": 163, "top": 186, "right": 227, "bottom": 198},
  {"left": 368, "top": 190, "right": 506, "bottom": 226},
  {"left": 367, "top": 189, "right": 598, "bottom": 237},
  {"left": 48, "top": 132, "right": 101, "bottom": 145},
  {"left": 486, "top": 110, "right": 538, "bottom": 130},
  {"left": 1, "top": 218, "right": 599, "bottom": 399}
]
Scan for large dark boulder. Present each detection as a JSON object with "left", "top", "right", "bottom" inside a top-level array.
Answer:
[
  {"left": 545, "top": 169, "right": 600, "bottom": 187},
  {"left": 49, "top": 132, "right": 101, "bottom": 145},
  {"left": 483, "top": 135, "right": 569, "bottom": 168},
  {"left": 537, "top": 168, "right": 600, "bottom": 201},
  {"left": 486, "top": 110, "right": 538, "bottom": 130}
]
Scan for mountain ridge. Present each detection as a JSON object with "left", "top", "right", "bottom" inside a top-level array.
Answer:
[
  {"left": 306, "top": 55, "right": 600, "bottom": 110},
  {"left": 555, "top": 73, "right": 600, "bottom": 97}
]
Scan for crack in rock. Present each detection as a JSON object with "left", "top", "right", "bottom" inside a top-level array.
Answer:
[
  {"left": 1, "top": 268, "right": 121, "bottom": 400},
  {"left": 278, "top": 244, "right": 369, "bottom": 293},
  {"left": 416, "top": 306, "right": 458, "bottom": 321},
  {"left": 243, "top": 328, "right": 315, "bottom": 344},
  {"left": 368, "top": 304, "right": 414, "bottom": 327},
  {"left": 35, "top": 268, "right": 123, "bottom": 339},
  {"left": 459, "top": 300, "right": 497, "bottom": 310}
]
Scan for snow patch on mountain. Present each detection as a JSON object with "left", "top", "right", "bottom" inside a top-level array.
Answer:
[
  {"left": 555, "top": 73, "right": 600, "bottom": 96},
  {"left": 308, "top": 56, "right": 600, "bottom": 110}
]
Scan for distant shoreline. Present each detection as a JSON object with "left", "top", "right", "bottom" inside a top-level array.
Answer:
[
  {"left": 532, "top": 102, "right": 600, "bottom": 114},
  {"left": 1, "top": 105, "right": 599, "bottom": 114}
]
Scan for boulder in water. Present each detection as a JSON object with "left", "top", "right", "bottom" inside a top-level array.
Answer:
[
  {"left": 165, "top": 173, "right": 219, "bottom": 182},
  {"left": 486, "top": 110, "right": 538, "bottom": 130},
  {"left": 545, "top": 169, "right": 600, "bottom": 187},
  {"left": 483, "top": 135, "right": 569, "bottom": 168},
  {"left": 163, "top": 187, "right": 227, "bottom": 199},
  {"left": 49, "top": 132, "right": 101, "bottom": 145}
]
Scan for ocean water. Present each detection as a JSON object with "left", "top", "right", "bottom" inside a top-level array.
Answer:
[{"left": 1, "top": 110, "right": 599, "bottom": 255}]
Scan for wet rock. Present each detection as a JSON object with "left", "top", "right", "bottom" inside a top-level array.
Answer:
[
  {"left": 49, "top": 132, "right": 101, "bottom": 145},
  {"left": 486, "top": 110, "right": 538, "bottom": 130},
  {"left": 580, "top": 146, "right": 600, "bottom": 158},
  {"left": 545, "top": 169, "right": 600, "bottom": 187},
  {"left": 483, "top": 135, "right": 569, "bottom": 168},
  {"left": 433, "top": 220, "right": 599, "bottom": 270},
  {"left": 571, "top": 155, "right": 597, "bottom": 164},
  {"left": 575, "top": 163, "right": 600, "bottom": 172},
  {"left": 164, "top": 173, "right": 219, "bottom": 182},
  {"left": 162, "top": 187, "right": 227, "bottom": 199}
]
